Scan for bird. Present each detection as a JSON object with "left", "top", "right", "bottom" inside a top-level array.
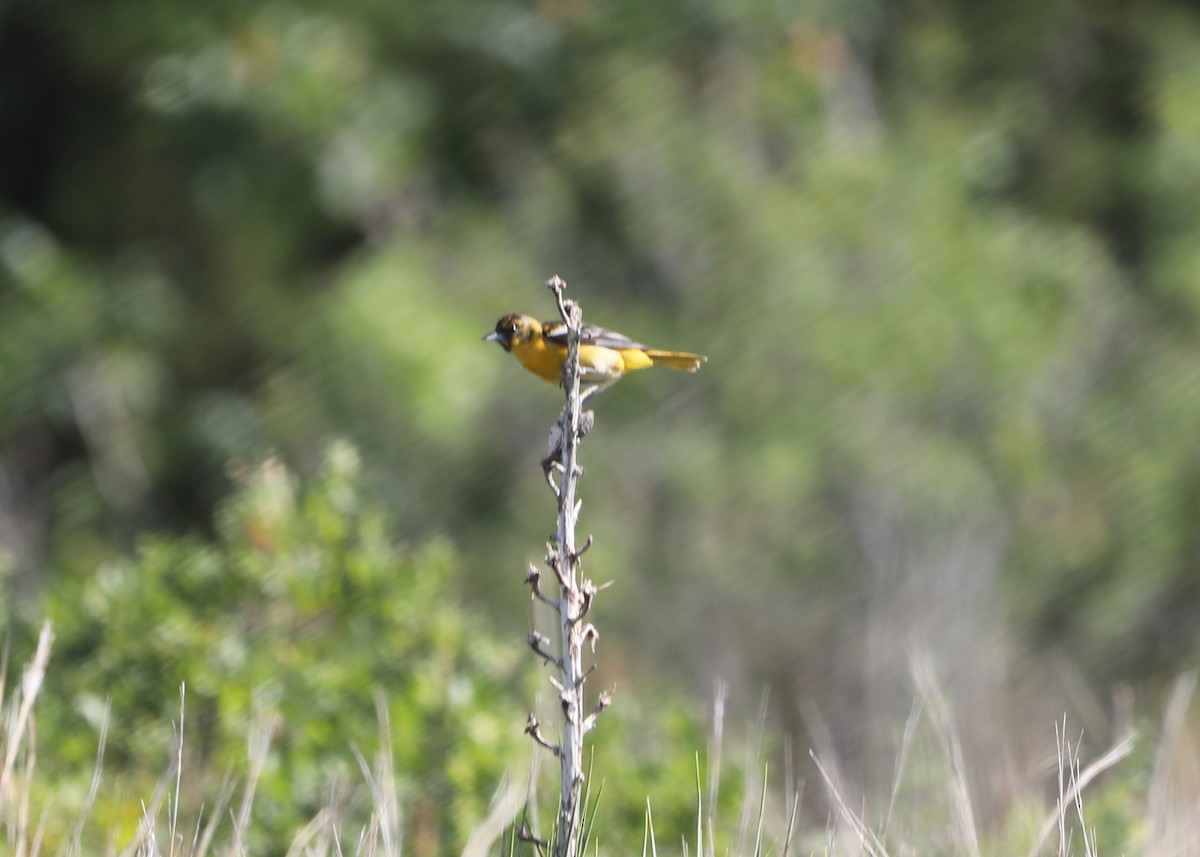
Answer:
[{"left": 484, "top": 312, "right": 706, "bottom": 394}]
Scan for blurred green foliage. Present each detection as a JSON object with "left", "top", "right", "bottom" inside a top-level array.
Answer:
[
  {"left": 24, "top": 444, "right": 744, "bottom": 853},
  {"left": 33, "top": 443, "right": 527, "bottom": 851},
  {"left": 5, "top": 0, "right": 1200, "bottom": 839}
]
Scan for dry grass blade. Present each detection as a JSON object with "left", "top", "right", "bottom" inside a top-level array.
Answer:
[
  {"left": 170, "top": 684, "right": 185, "bottom": 857},
  {"left": 910, "top": 654, "right": 980, "bottom": 857},
  {"left": 227, "top": 701, "right": 279, "bottom": 855},
  {"left": 284, "top": 803, "right": 340, "bottom": 857},
  {"left": 119, "top": 685, "right": 190, "bottom": 857},
  {"left": 1024, "top": 727, "right": 1137, "bottom": 857},
  {"left": 347, "top": 691, "right": 403, "bottom": 857},
  {"left": 1146, "top": 672, "right": 1197, "bottom": 846},
  {"left": 193, "top": 773, "right": 236, "bottom": 857},
  {"left": 736, "top": 691, "right": 770, "bottom": 856},
  {"left": 461, "top": 772, "right": 527, "bottom": 857},
  {"left": 0, "top": 622, "right": 52, "bottom": 809},
  {"left": 882, "top": 696, "right": 924, "bottom": 838},
  {"left": 810, "top": 750, "right": 890, "bottom": 857},
  {"left": 1069, "top": 740, "right": 1099, "bottom": 857},
  {"left": 67, "top": 698, "right": 110, "bottom": 856}
]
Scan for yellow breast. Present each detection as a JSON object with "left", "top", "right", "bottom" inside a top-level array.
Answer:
[
  {"left": 510, "top": 339, "right": 643, "bottom": 385},
  {"left": 511, "top": 337, "right": 566, "bottom": 383}
]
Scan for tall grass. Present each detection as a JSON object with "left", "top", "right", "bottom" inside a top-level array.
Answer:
[{"left": 5, "top": 623, "right": 1200, "bottom": 855}]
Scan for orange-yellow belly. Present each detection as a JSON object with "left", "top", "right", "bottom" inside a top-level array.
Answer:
[{"left": 511, "top": 340, "right": 649, "bottom": 385}]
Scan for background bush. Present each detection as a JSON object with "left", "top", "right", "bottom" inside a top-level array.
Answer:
[{"left": 5, "top": 0, "right": 1200, "bottom": 849}]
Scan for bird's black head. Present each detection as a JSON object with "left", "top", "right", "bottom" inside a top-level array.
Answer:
[{"left": 483, "top": 313, "right": 537, "bottom": 351}]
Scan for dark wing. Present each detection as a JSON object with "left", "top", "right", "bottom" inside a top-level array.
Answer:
[{"left": 542, "top": 320, "right": 647, "bottom": 351}]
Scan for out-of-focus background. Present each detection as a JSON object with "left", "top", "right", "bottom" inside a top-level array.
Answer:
[{"left": 4, "top": 0, "right": 1200, "bottom": 852}]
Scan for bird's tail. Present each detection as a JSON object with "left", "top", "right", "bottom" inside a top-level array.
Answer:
[{"left": 645, "top": 350, "right": 707, "bottom": 373}]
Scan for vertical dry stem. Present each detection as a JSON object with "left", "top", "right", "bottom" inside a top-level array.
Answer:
[
  {"left": 522, "top": 275, "right": 608, "bottom": 857},
  {"left": 549, "top": 275, "right": 586, "bottom": 857}
]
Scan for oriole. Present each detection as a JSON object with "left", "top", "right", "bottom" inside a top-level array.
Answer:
[{"left": 484, "top": 312, "right": 706, "bottom": 392}]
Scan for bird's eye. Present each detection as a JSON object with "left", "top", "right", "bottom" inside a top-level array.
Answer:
[{"left": 508, "top": 322, "right": 519, "bottom": 334}]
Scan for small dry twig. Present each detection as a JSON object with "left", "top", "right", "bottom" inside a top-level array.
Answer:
[
  {"left": 527, "top": 632, "right": 563, "bottom": 669},
  {"left": 525, "top": 716, "right": 561, "bottom": 758},
  {"left": 526, "top": 564, "right": 559, "bottom": 608}
]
